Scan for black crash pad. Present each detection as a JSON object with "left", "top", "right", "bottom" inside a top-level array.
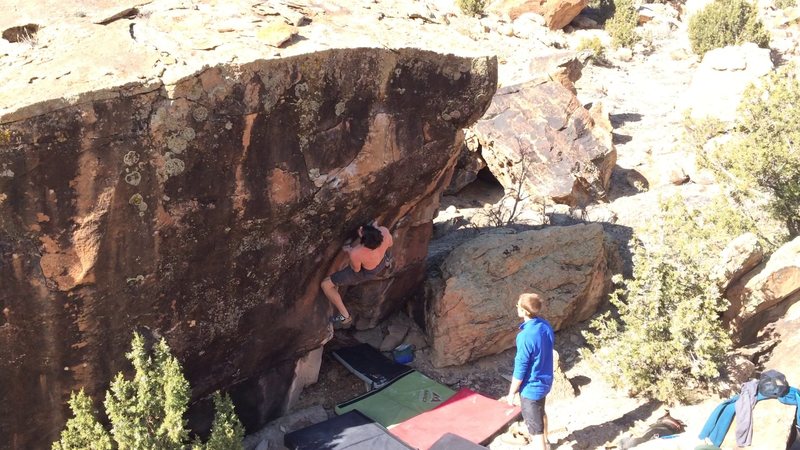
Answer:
[
  {"left": 283, "top": 410, "right": 414, "bottom": 450},
  {"left": 331, "top": 343, "right": 413, "bottom": 389},
  {"left": 429, "top": 432, "right": 488, "bottom": 449}
]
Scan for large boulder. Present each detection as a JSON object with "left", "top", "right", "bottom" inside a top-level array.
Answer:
[
  {"left": 472, "top": 80, "right": 616, "bottom": 207},
  {"left": 424, "top": 224, "right": 615, "bottom": 367},
  {"left": 720, "top": 397, "right": 797, "bottom": 450},
  {"left": 0, "top": 6, "right": 498, "bottom": 447},
  {"left": 763, "top": 300, "right": 800, "bottom": 389},
  {"left": 528, "top": 50, "right": 590, "bottom": 93},
  {"left": 489, "top": 0, "right": 590, "bottom": 30},
  {"left": 445, "top": 130, "right": 487, "bottom": 195},
  {"left": 711, "top": 233, "right": 764, "bottom": 293},
  {"left": 725, "top": 236, "right": 800, "bottom": 343},
  {"left": 683, "top": 43, "right": 773, "bottom": 124}
]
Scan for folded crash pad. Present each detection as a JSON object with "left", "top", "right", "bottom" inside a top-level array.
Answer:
[
  {"left": 283, "top": 410, "right": 414, "bottom": 450},
  {"left": 331, "top": 343, "right": 414, "bottom": 389},
  {"left": 390, "top": 388, "right": 521, "bottom": 449},
  {"left": 429, "top": 432, "right": 488, "bottom": 449},
  {"left": 335, "top": 371, "right": 456, "bottom": 427}
]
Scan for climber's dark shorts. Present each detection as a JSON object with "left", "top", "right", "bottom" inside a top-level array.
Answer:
[
  {"left": 330, "top": 254, "right": 389, "bottom": 286},
  {"left": 521, "top": 396, "right": 547, "bottom": 435}
]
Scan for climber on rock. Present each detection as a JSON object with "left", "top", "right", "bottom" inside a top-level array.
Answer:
[{"left": 321, "top": 219, "right": 393, "bottom": 328}]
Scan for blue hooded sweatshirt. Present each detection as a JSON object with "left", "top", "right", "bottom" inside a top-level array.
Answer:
[{"left": 513, "top": 317, "right": 555, "bottom": 401}]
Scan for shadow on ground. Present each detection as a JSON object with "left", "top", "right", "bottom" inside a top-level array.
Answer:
[{"left": 555, "top": 400, "right": 662, "bottom": 449}]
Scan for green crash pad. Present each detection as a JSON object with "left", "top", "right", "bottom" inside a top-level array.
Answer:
[{"left": 335, "top": 371, "right": 456, "bottom": 427}]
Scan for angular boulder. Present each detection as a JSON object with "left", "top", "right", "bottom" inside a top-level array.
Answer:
[
  {"left": 725, "top": 236, "right": 800, "bottom": 343},
  {"left": 711, "top": 232, "right": 764, "bottom": 293},
  {"left": 424, "top": 223, "right": 615, "bottom": 367},
  {"left": 490, "top": 0, "right": 590, "bottom": 30},
  {"left": 0, "top": 46, "right": 496, "bottom": 450},
  {"left": 764, "top": 300, "right": 800, "bottom": 389},
  {"left": 720, "top": 398, "right": 797, "bottom": 450},
  {"left": 528, "top": 50, "right": 590, "bottom": 93},
  {"left": 473, "top": 80, "right": 616, "bottom": 207},
  {"left": 445, "top": 130, "right": 487, "bottom": 195}
]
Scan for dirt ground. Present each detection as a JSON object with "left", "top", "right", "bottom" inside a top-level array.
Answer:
[{"left": 292, "top": 314, "right": 670, "bottom": 450}]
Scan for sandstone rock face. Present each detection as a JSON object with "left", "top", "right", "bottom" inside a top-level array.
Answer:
[
  {"left": 725, "top": 236, "right": 800, "bottom": 343},
  {"left": 528, "top": 50, "right": 589, "bottom": 93},
  {"left": 445, "top": 130, "right": 487, "bottom": 194},
  {"left": 720, "top": 398, "right": 797, "bottom": 450},
  {"left": 473, "top": 81, "right": 616, "bottom": 207},
  {"left": 424, "top": 224, "right": 614, "bottom": 367},
  {"left": 764, "top": 300, "right": 800, "bottom": 389},
  {"left": 711, "top": 233, "right": 764, "bottom": 293},
  {"left": 0, "top": 47, "right": 497, "bottom": 449},
  {"left": 683, "top": 43, "right": 773, "bottom": 124},
  {"left": 550, "top": 350, "right": 577, "bottom": 401},
  {"left": 490, "top": 0, "right": 590, "bottom": 30}
]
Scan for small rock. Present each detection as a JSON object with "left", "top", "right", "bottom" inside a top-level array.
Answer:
[
  {"left": 473, "top": 22, "right": 490, "bottom": 34},
  {"left": 379, "top": 323, "right": 410, "bottom": 352},
  {"left": 625, "top": 169, "right": 649, "bottom": 192},
  {"left": 670, "top": 47, "right": 690, "bottom": 60},
  {"left": 669, "top": 167, "right": 690, "bottom": 185},
  {"left": 257, "top": 21, "right": 298, "bottom": 48},
  {"left": 242, "top": 405, "right": 328, "bottom": 450},
  {"left": 613, "top": 47, "right": 634, "bottom": 62},
  {"left": 637, "top": 13, "right": 654, "bottom": 25},
  {"left": 570, "top": 15, "right": 598, "bottom": 29},
  {"left": 274, "top": 5, "right": 309, "bottom": 26},
  {"left": 404, "top": 327, "right": 429, "bottom": 350},
  {"left": 353, "top": 327, "right": 384, "bottom": 349},
  {"left": 585, "top": 206, "right": 617, "bottom": 223},
  {"left": 497, "top": 22, "right": 514, "bottom": 36},
  {"left": 480, "top": 18, "right": 497, "bottom": 32}
]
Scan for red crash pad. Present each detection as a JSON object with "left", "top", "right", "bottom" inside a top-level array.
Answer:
[{"left": 389, "top": 388, "right": 521, "bottom": 450}]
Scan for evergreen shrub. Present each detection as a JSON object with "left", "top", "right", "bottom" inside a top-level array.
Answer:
[
  {"left": 582, "top": 194, "right": 764, "bottom": 402},
  {"left": 712, "top": 65, "right": 800, "bottom": 236},
  {"left": 458, "top": 0, "right": 486, "bottom": 15},
  {"left": 577, "top": 36, "right": 608, "bottom": 64},
  {"left": 53, "top": 333, "right": 244, "bottom": 450},
  {"left": 688, "top": 0, "right": 770, "bottom": 56},
  {"left": 605, "top": 0, "right": 639, "bottom": 48}
]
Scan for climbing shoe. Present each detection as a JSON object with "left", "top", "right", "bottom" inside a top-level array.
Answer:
[
  {"left": 499, "top": 431, "right": 530, "bottom": 447},
  {"left": 331, "top": 314, "right": 352, "bottom": 329}
]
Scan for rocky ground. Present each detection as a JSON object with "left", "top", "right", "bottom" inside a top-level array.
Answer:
[{"left": 288, "top": 3, "right": 800, "bottom": 449}]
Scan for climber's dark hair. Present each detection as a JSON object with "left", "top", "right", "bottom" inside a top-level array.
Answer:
[{"left": 360, "top": 224, "right": 383, "bottom": 249}]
